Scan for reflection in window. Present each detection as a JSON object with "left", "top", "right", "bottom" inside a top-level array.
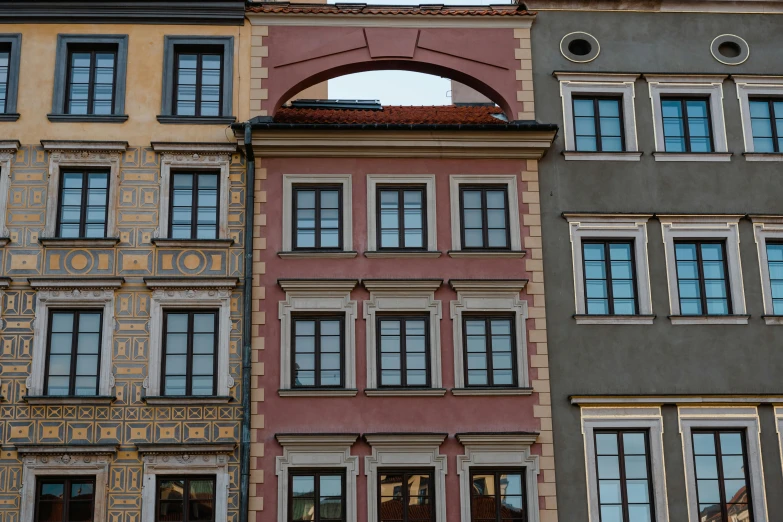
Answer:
[
  {"left": 170, "top": 172, "right": 219, "bottom": 239},
  {"left": 463, "top": 317, "right": 516, "bottom": 387},
  {"left": 157, "top": 476, "right": 216, "bottom": 522},
  {"left": 460, "top": 186, "right": 509, "bottom": 250},
  {"left": 290, "top": 471, "right": 345, "bottom": 522},
  {"left": 293, "top": 186, "right": 342, "bottom": 250},
  {"left": 46, "top": 310, "right": 103, "bottom": 396},
  {"left": 470, "top": 470, "right": 525, "bottom": 522},
  {"left": 57, "top": 170, "right": 109, "bottom": 238},
  {"left": 66, "top": 47, "right": 117, "bottom": 115},
  {"left": 36, "top": 477, "right": 95, "bottom": 522},
  {"left": 378, "top": 186, "right": 426, "bottom": 250},
  {"left": 379, "top": 471, "right": 434, "bottom": 522},
  {"left": 674, "top": 241, "right": 731, "bottom": 315},
  {"left": 378, "top": 316, "right": 429, "bottom": 387},
  {"left": 767, "top": 243, "right": 783, "bottom": 314},
  {"left": 749, "top": 99, "right": 783, "bottom": 153},
  {"left": 162, "top": 311, "right": 218, "bottom": 396},
  {"left": 594, "top": 431, "right": 655, "bottom": 522},
  {"left": 174, "top": 49, "right": 223, "bottom": 117},
  {"left": 292, "top": 316, "right": 344, "bottom": 388},
  {"left": 573, "top": 97, "right": 624, "bottom": 152},
  {"left": 662, "top": 98, "right": 713, "bottom": 153},
  {"left": 583, "top": 241, "right": 637, "bottom": 315},
  {"left": 0, "top": 44, "right": 10, "bottom": 114},
  {"left": 692, "top": 430, "right": 752, "bottom": 522}
]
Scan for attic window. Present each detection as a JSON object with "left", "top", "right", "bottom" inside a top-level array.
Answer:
[{"left": 560, "top": 32, "right": 601, "bottom": 63}]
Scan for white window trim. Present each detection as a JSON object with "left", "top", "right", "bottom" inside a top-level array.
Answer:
[
  {"left": 19, "top": 445, "right": 115, "bottom": 522},
  {"left": 41, "top": 141, "right": 127, "bottom": 238},
  {"left": 456, "top": 433, "right": 541, "bottom": 522},
  {"left": 144, "top": 278, "right": 238, "bottom": 397},
  {"left": 362, "top": 279, "right": 443, "bottom": 391},
  {"left": 449, "top": 175, "right": 522, "bottom": 252},
  {"left": 276, "top": 434, "right": 359, "bottom": 522},
  {"left": 278, "top": 279, "right": 358, "bottom": 392},
  {"left": 751, "top": 216, "right": 783, "bottom": 324},
  {"left": 365, "top": 434, "right": 447, "bottom": 522},
  {"left": 139, "top": 443, "right": 234, "bottom": 522},
  {"left": 449, "top": 280, "right": 529, "bottom": 392},
  {"left": 774, "top": 407, "right": 783, "bottom": 478},
  {"left": 659, "top": 215, "right": 747, "bottom": 323},
  {"left": 282, "top": 174, "right": 353, "bottom": 252},
  {"left": 734, "top": 76, "right": 783, "bottom": 160},
  {"left": 0, "top": 140, "right": 19, "bottom": 239},
  {"left": 565, "top": 214, "right": 654, "bottom": 324},
  {"left": 556, "top": 73, "right": 642, "bottom": 161},
  {"left": 366, "top": 174, "right": 437, "bottom": 252},
  {"left": 646, "top": 75, "right": 731, "bottom": 161},
  {"left": 580, "top": 407, "right": 669, "bottom": 522},
  {"left": 28, "top": 278, "right": 122, "bottom": 397},
  {"left": 678, "top": 406, "right": 768, "bottom": 522},
  {"left": 152, "top": 143, "right": 235, "bottom": 240}
]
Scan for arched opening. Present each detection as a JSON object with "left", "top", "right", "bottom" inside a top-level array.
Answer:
[{"left": 327, "top": 70, "right": 456, "bottom": 106}]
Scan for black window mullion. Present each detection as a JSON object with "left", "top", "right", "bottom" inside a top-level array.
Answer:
[
  {"left": 681, "top": 100, "right": 693, "bottom": 153},
  {"left": 593, "top": 98, "right": 603, "bottom": 152},
  {"left": 617, "top": 433, "right": 630, "bottom": 522},
  {"left": 769, "top": 100, "right": 781, "bottom": 152},
  {"left": 186, "top": 312, "right": 194, "bottom": 396},
  {"left": 481, "top": 190, "right": 489, "bottom": 249},
  {"left": 722, "top": 243, "right": 733, "bottom": 315},
  {"left": 195, "top": 53, "right": 202, "bottom": 117},
  {"left": 604, "top": 242, "right": 615, "bottom": 315},
  {"left": 695, "top": 243, "right": 708, "bottom": 314},
  {"left": 484, "top": 317, "right": 494, "bottom": 386},
  {"left": 314, "top": 320, "right": 322, "bottom": 387},
  {"left": 714, "top": 432, "right": 729, "bottom": 522},
  {"left": 68, "top": 312, "right": 80, "bottom": 395},
  {"left": 173, "top": 51, "right": 180, "bottom": 115},
  {"left": 87, "top": 51, "right": 96, "bottom": 116},
  {"left": 494, "top": 473, "right": 502, "bottom": 522},
  {"left": 191, "top": 173, "right": 200, "bottom": 239},
  {"left": 400, "top": 318, "right": 408, "bottom": 387},
  {"left": 398, "top": 189, "right": 405, "bottom": 249}
]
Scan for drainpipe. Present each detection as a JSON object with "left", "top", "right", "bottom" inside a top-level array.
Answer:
[{"left": 240, "top": 121, "right": 255, "bottom": 522}]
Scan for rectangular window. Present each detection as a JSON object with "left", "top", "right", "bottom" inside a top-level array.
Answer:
[
  {"left": 378, "top": 470, "right": 434, "bottom": 522},
  {"left": 469, "top": 469, "right": 526, "bottom": 522},
  {"left": 0, "top": 43, "right": 10, "bottom": 114},
  {"left": 767, "top": 242, "right": 783, "bottom": 315},
  {"left": 169, "top": 172, "right": 220, "bottom": 240},
  {"left": 674, "top": 241, "right": 731, "bottom": 315},
  {"left": 573, "top": 97, "right": 624, "bottom": 152},
  {"left": 36, "top": 477, "right": 96, "bottom": 522},
  {"left": 583, "top": 241, "right": 638, "bottom": 315},
  {"left": 162, "top": 311, "right": 218, "bottom": 396},
  {"left": 661, "top": 98, "right": 713, "bottom": 153},
  {"left": 463, "top": 316, "right": 516, "bottom": 387},
  {"left": 174, "top": 48, "right": 223, "bottom": 117},
  {"left": 749, "top": 98, "right": 783, "bottom": 153},
  {"left": 691, "top": 430, "right": 753, "bottom": 522},
  {"left": 57, "top": 170, "right": 109, "bottom": 238},
  {"left": 594, "top": 430, "right": 655, "bottom": 522},
  {"left": 157, "top": 476, "right": 216, "bottom": 522},
  {"left": 377, "top": 186, "right": 426, "bottom": 250},
  {"left": 45, "top": 310, "right": 103, "bottom": 396},
  {"left": 290, "top": 470, "right": 345, "bottom": 522},
  {"left": 65, "top": 46, "right": 117, "bottom": 116},
  {"left": 377, "top": 316, "right": 430, "bottom": 388},
  {"left": 292, "top": 316, "right": 344, "bottom": 388},
  {"left": 293, "top": 186, "right": 342, "bottom": 250},
  {"left": 459, "top": 186, "right": 510, "bottom": 250}
]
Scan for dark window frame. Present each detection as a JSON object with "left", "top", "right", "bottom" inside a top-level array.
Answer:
[
  {"left": 661, "top": 96, "right": 715, "bottom": 153},
  {"left": 292, "top": 185, "right": 344, "bottom": 251},
  {"left": 767, "top": 240, "right": 783, "bottom": 315},
  {"left": 56, "top": 169, "right": 110, "bottom": 238},
  {"left": 161, "top": 309, "right": 219, "bottom": 396},
  {"left": 748, "top": 97, "right": 783, "bottom": 153},
  {"left": 377, "top": 469, "right": 436, "bottom": 522},
  {"left": 458, "top": 185, "right": 511, "bottom": 251},
  {"left": 572, "top": 95, "right": 626, "bottom": 152},
  {"left": 35, "top": 476, "right": 96, "bottom": 522},
  {"left": 376, "top": 185, "right": 428, "bottom": 251},
  {"left": 462, "top": 315, "right": 518, "bottom": 388},
  {"left": 288, "top": 469, "right": 347, "bottom": 522},
  {"left": 673, "top": 240, "right": 733, "bottom": 315},
  {"left": 172, "top": 46, "right": 224, "bottom": 118},
  {"left": 0, "top": 34, "right": 21, "bottom": 120},
  {"left": 582, "top": 239, "right": 639, "bottom": 315},
  {"left": 44, "top": 309, "right": 103, "bottom": 396},
  {"left": 291, "top": 315, "right": 346, "bottom": 389},
  {"left": 64, "top": 44, "right": 118, "bottom": 116},
  {"left": 168, "top": 170, "right": 221, "bottom": 240},
  {"left": 468, "top": 468, "right": 527, "bottom": 522},
  {"left": 376, "top": 314, "right": 431, "bottom": 388},
  {"left": 155, "top": 475, "right": 217, "bottom": 522}
]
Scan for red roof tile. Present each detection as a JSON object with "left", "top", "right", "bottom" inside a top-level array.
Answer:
[
  {"left": 246, "top": 2, "right": 532, "bottom": 17},
  {"left": 274, "top": 105, "right": 507, "bottom": 125}
]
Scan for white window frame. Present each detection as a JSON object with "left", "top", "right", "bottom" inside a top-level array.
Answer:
[
  {"left": 449, "top": 280, "right": 529, "bottom": 393},
  {"left": 362, "top": 279, "right": 443, "bottom": 393},
  {"left": 774, "top": 407, "right": 783, "bottom": 477},
  {"left": 646, "top": 75, "right": 731, "bottom": 162},
  {"left": 364, "top": 434, "right": 447, "bottom": 522},
  {"left": 276, "top": 434, "right": 359, "bottom": 522},
  {"left": 580, "top": 407, "right": 669, "bottom": 522},
  {"left": 659, "top": 215, "right": 747, "bottom": 324},
  {"left": 41, "top": 141, "right": 127, "bottom": 238},
  {"left": 144, "top": 278, "right": 237, "bottom": 399},
  {"left": 278, "top": 279, "right": 358, "bottom": 394},
  {"left": 152, "top": 143, "right": 235, "bottom": 240},
  {"left": 19, "top": 445, "right": 115, "bottom": 522},
  {"left": 448, "top": 175, "right": 522, "bottom": 254},
  {"left": 28, "top": 279, "right": 121, "bottom": 398},
  {"left": 139, "top": 443, "right": 234, "bottom": 522},
  {"left": 751, "top": 216, "right": 783, "bottom": 324},
  {"left": 366, "top": 174, "right": 438, "bottom": 254},
  {"left": 734, "top": 76, "right": 783, "bottom": 160},
  {"left": 0, "top": 140, "right": 19, "bottom": 239},
  {"left": 281, "top": 174, "right": 354, "bottom": 255},
  {"left": 678, "top": 406, "right": 768, "bottom": 522},
  {"left": 555, "top": 73, "right": 641, "bottom": 161},
  {"left": 565, "top": 214, "right": 654, "bottom": 324}
]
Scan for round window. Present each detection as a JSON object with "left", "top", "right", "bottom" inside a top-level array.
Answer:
[
  {"left": 560, "top": 32, "right": 601, "bottom": 63},
  {"left": 710, "top": 35, "right": 749, "bottom": 65}
]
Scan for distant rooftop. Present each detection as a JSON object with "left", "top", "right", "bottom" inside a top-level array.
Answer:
[
  {"left": 246, "top": 2, "right": 532, "bottom": 16},
  {"left": 275, "top": 104, "right": 508, "bottom": 125},
  {"left": 290, "top": 99, "right": 383, "bottom": 111}
]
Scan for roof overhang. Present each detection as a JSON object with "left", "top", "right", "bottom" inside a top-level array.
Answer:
[{"left": 525, "top": 0, "right": 783, "bottom": 14}]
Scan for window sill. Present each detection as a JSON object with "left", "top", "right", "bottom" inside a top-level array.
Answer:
[
  {"left": 278, "top": 389, "right": 359, "bottom": 397},
  {"left": 574, "top": 314, "right": 656, "bottom": 325},
  {"left": 278, "top": 250, "right": 359, "bottom": 259},
  {"left": 364, "top": 388, "right": 448, "bottom": 397},
  {"left": 152, "top": 238, "right": 234, "bottom": 248},
  {"left": 762, "top": 315, "right": 783, "bottom": 325},
  {"left": 143, "top": 395, "right": 233, "bottom": 405},
  {"left": 39, "top": 237, "right": 120, "bottom": 247},
  {"left": 364, "top": 251, "right": 442, "bottom": 259},
  {"left": 653, "top": 152, "right": 732, "bottom": 162},
  {"left": 47, "top": 114, "right": 129, "bottom": 123},
  {"left": 669, "top": 315, "right": 750, "bottom": 325},
  {"left": 157, "top": 115, "right": 237, "bottom": 125},
  {"left": 451, "top": 387, "right": 533, "bottom": 396},
  {"left": 0, "top": 237, "right": 10, "bottom": 246},
  {"left": 744, "top": 153, "right": 783, "bottom": 162},
  {"left": 0, "top": 113, "right": 20, "bottom": 122},
  {"left": 447, "top": 250, "right": 526, "bottom": 259},
  {"left": 23, "top": 395, "right": 116, "bottom": 405},
  {"left": 563, "top": 151, "right": 642, "bottom": 161}
]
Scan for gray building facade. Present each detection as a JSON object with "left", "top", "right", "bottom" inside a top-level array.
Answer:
[{"left": 527, "top": 2, "right": 783, "bottom": 522}]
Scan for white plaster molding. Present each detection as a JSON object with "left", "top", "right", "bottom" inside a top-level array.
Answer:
[
  {"left": 652, "top": 152, "right": 732, "bottom": 162},
  {"left": 678, "top": 406, "right": 768, "bottom": 522},
  {"left": 580, "top": 407, "right": 669, "bottom": 522},
  {"left": 455, "top": 433, "right": 541, "bottom": 522},
  {"left": 365, "top": 174, "right": 437, "bottom": 252},
  {"left": 646, "top": 75, "right": 729, "bottom": 154},
  {"left": 276, "top": 435, "right": 359, "bottom": 522},
  {"left": 750, "top": 216, "right": 783, "bottom": 319},
  {"left": 364, "top": 434, "right": 447, "bottom": 522},
  {"left": 572, "top": 395, "right": 783, "bottom": 405},
  {"left": 774, "top": 407, "right": 783, "bottom": 487},
  {"left": 278, "top": 279, "right": 359, "bottom": 390},
  {"left": 448, "top": 175, "right": 522, "bottom": 252},
  {"left": 282, "top": 174, "right": 353, "bottom": 251},
  {"left": 658, "top": 215, "right": 746, "bottom": 316},
  {"left": 362, "top": 279, "right": 443, "bottom": 389},
  {"left": 733, "top": 76, "right": 783, "bottom": 154},
  {"left": 563, "top": 151, "right": 643, "bottom": 162},
  {"left": 0, "top": 140, "right": 20, "bottom": 238}
]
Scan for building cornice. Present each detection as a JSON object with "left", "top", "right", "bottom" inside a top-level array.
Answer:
[
  {"left": 151, "top": 142, "right": 238, "bottom": 154},
  {"left": 572, "top": 395, "right": 783, "bottom": 405},
  {"left": 526, "top": 0, "right": 783, "bottom": 14},
  {"left": 278, "top": 279, "right": 359, "bottom": 293},
  {"left": 362, "top": 279, "right": 443, "bottom": 293},
  {"left": 136, "top": 443, "right": 236, "bottom": 455},
  {"left": 40, "top": 140, "right": 129, "bottom": 152},
  {"left": 0, "top": 140, "right": 21, "bottom": 153},
  {"left": 456, "top": 432, "right": 539, "bottom": 445},
  {"left": 363, "top": 433, "right": 448, "bottom": 446},
  {"left": 28, "top": 277, "right": 125, "bottom": 290},
  {"left": 16, "top": 444, "right": 118, "bottom": 456},
  {"left": 275, "top": 434, "right": 360, "bottom": 446},
  {"left": 143, "top": 277, "right": 239, "bottom": 290},
  {"left": 245, "top": 11, "right": 535, "bottom": 29},
  {"left": 449, "top": 279, "right": 528, "bottom": 293}
]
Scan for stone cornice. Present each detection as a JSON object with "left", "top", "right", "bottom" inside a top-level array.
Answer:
[
  {"left": 144, "top": 277, "right": 239, "bottom": 290},
  {"left": 28, "top": 277, "right": 124, "bottom": 290},
  {"left": 278, "top": 279, "right": 359, "bottom": 293},
  {"left": 555, "top": 72, "right": 640, "bottom": 83},
  {"left": 0, "top": 140, "right": 20, "bottom": 153},
  {"left": 456, "top": 433, "right": 539, "bottom": 445},
  {"left": 151, "top": 142, "right": 238, "bottom": 154},
  {"left": 571, "top": 395, "right": 783, "bottom": 405},
  {"left": 362, "top": 279, "right": 443, "bottom": 293},
  {"left": 246, "top": 11, "right": 535, "bottom": 29},
  {"left": 135, "top": 443, "right": 236, "bottom": 455},
  {"left": 40, "top": 140, "right": 128, "bottom": 152},
  {"left": 275, "top": 434, "right": 359, "bottom": 446},
  {"left": 363, "top": 433, "right": 448, "bottom": 446},
  {"left": 16, "top": 444, "right": 118, "bottom": 456},
  {"left": 527, "top": 0, "right": 783, "bottom": 13},
  {"left": 448, "top": 279, "right": 528, "bottom": 293}
]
